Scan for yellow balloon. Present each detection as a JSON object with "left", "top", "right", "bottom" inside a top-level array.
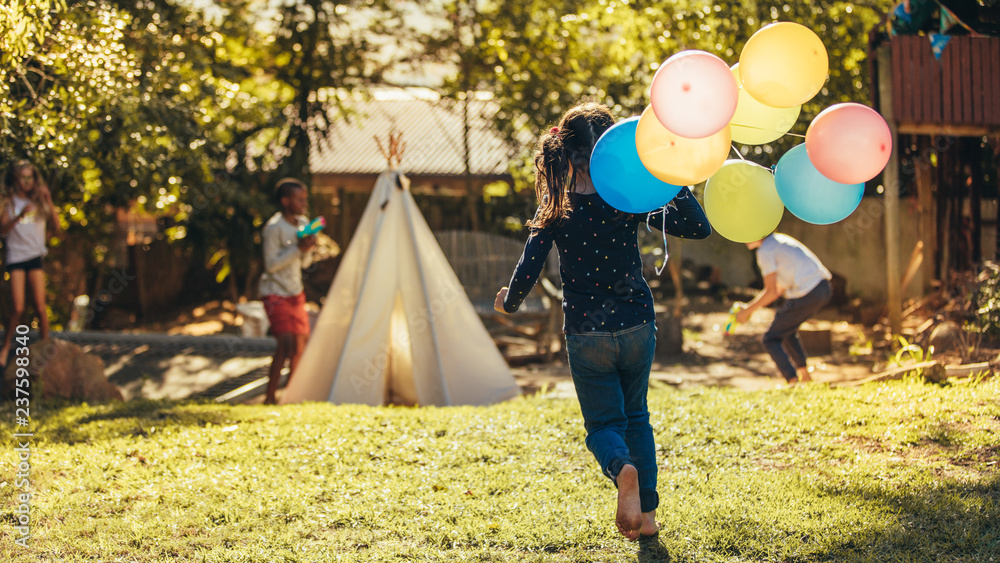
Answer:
[
  {"left": 635, "top": 106, "right": 731, "bottom": 186},
  {"left": 704, "top": 160, "right": 784, "bottom": 243},
  {"left": 739, "top": 22, "right": 828, "bottom": 108},
  {"left": 729, "top": 64, "right": 801, "bottom": 145}
]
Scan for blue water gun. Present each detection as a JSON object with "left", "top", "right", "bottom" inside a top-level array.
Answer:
[{"left": 298, "top": 216, "right": 326, "bottom": 238}]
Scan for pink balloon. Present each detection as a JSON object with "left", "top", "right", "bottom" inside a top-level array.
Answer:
[
  {"left": 805, "top": 103, "right": 892, "bottom": 184},
  {"left": 650, "top": 50, "right": 738, "bottom": 139}
]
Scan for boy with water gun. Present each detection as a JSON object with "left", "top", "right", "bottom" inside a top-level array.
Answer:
[{"left": 258, "top": 178, "right": 321, "bottom": 404}]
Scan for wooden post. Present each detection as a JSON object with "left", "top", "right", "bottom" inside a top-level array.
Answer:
[
  {"left": 915, "top": 136, "right": 936, "bottom": 293},
  {"left": 938, "top": 152, "right": 951, "bottom": 287},
  {"left": 339, "top": 188, "right": 351, "bottom": 249},
  {"left": 878, "top": 44, "right": 902, "bottom": 334},
  {"left": 131, "top": 244, "right": 148, "bottom": 320},
  {"left": 969, "top": 137, "right": 983, "bottom": 262}
]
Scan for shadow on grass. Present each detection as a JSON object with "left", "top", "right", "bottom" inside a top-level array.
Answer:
[
  {"left": 1, "top": 398, "right": 238, "bottom": 444},
  {"left": 815, "top": 473, "right": 1000, "bottom": 560},
  {"left": 638, "top": 533, "right": 672, "bottom": 562}
]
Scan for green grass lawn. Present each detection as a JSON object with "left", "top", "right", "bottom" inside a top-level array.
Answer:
[{"left": 2, "top": 377, "right": 999, "bottom": 562}]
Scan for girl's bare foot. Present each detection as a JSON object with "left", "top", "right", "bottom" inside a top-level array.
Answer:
[
  {"left": 640, "top": 510, "right": 659, "bottom": 536},
  {"left": 615, "top": 464, "right": 642, "bottom": 541}
]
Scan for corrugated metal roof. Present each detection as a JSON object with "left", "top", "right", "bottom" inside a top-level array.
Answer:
[{"left": 310, "top": 94, "right": 516, "bottom": 176}]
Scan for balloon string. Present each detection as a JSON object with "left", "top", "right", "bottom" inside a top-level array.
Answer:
[
  {"left": 729, "top": 123, "right": 806, "bottom": 138},
  {"left": 730, "top": 145, "right": 747, "bottom": 161},
  {"left": 654, "top": 203, "right": 669, "bottom": 277}
]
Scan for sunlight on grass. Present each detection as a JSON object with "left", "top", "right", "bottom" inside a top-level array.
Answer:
[{"left": 1, "top": 379, "right": 998, "bottom": 562}]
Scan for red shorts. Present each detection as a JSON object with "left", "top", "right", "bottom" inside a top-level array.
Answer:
[{"left": 262, "top": 293, "right": 310, "bottom": 335}]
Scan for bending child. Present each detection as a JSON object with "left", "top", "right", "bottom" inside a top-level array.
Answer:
[
  {"left": 735, "top": 232, "right": 832, "bottom": 384},
  {"left": 494, "top": 103, "right": 711, "bottom": 541}
]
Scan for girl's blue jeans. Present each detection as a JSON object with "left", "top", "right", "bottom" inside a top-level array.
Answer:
[{"left": 565, "top": 322, "right": 659, "bottom": 513}]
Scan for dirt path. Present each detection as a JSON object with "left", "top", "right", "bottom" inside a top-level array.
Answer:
[
  {"left": 511, "top": 307, "right": 876, "bottom": 397},
  {"left": 121, "top": 298, "right": 881, "bottom": 401}
]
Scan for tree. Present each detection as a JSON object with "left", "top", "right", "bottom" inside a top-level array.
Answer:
[
  {"left": 2, "top": 0, "right": 424, "bottom": 323},
  {"left": 265, "top": 0, "right": 406, "bottom": 180},
  {"left": 1, "top": 0, "right": 281, "bottom": 320}
]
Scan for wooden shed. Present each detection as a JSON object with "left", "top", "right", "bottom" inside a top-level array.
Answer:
[{"left": 871, "top": 31, "right": 1000, "bottom": 332}]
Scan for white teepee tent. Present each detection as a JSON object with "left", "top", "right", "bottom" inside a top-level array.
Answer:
[{"left": 281, "top": 170, "right": 520, "bottom": 406}]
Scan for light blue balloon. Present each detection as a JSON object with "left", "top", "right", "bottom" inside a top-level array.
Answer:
[
  {"left": 589, "top": 117, "right": 681, "bottom": 213},
  {"left": 775, "top": 144, "right": 864, "bottom": 225}
]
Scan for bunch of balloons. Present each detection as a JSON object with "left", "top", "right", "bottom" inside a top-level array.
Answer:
[{"left": 589, "top": 21, "right": 892, "bottom": 242}]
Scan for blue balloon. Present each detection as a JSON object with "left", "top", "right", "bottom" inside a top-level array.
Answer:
[
  {"left": 590, "top": 117, "right": 681, "bottom": 213},
  {"left": 774, "top": 144, "right": 864, "bottom": 225}
]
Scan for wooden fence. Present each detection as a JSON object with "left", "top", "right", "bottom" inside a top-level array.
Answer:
[
  {"left": 434, "top": 230, "right": 558, "bottom": 314},
  {"left": 890, "top": 35, "right": 1000, "bottom": 132}
]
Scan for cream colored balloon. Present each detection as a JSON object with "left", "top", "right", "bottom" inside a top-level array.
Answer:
[
  {"left": 730, "top": 64, "right": 801, "bottom": 145},
  {"left": 635, "top": 106, "right": 731, "bottom": 187}
]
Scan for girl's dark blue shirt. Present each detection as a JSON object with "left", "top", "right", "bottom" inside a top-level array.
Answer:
[{"left": 502, "top": 190, "right": 711, "bottom": 334}]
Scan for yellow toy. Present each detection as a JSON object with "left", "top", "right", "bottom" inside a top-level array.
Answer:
[{"left": 724, "top": 302, "right": 747, "bottom": 335}]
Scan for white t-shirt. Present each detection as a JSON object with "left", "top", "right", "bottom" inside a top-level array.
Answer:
[
  {"left": 4, "top": 195, "right": 48, "bottom": 265},
  {"left": 258, "top": 212, "right": 314, "bottom": 297},
  {"left": 756, "top": 233, "right": 832, "bottom": 299}
]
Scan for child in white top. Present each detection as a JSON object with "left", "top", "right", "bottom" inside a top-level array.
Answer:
[
  {"left": 259, "top": 178, "right": 316, "bottom": 404},
  {"left": 0, "top": 161, "right": 62, "bottom": 367},
  {"left": 736, "top": 233, "right": 833, "bottom": 383}
]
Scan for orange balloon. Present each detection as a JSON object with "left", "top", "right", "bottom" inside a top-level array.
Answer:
[{"left": 635, "top": 106, "right": 732, "bottom": 186}]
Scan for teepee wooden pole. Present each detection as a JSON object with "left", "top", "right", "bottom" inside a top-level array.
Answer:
[{"left": 375, "top": 131, "right": 406, "bottom": 170}]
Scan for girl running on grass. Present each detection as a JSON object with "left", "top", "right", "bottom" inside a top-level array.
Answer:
[
  {"left": 494, "top": 102, "right": 711, "bottom": 540},
  {"left": 0, "top": 160, "right": 61, "bottom": 367}
]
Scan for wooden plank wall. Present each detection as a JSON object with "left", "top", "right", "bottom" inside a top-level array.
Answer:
[
  {"left": 891, "top": 35, "right": 1000, "bottom": 127},
  {"left": 127, "top": 240, "right": 190, "bottom": 317},
  {"left": 434, "top": 230, "right": 558, "bottom": 314}
]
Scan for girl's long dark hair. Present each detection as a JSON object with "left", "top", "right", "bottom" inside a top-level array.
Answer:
[{"left": 527, "top": 102, "right": 615, "bottom": 230}]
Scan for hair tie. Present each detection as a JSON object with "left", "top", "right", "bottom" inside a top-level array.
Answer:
[{"left": 549, "top": 126, "right": 560, "bottom": 135}]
